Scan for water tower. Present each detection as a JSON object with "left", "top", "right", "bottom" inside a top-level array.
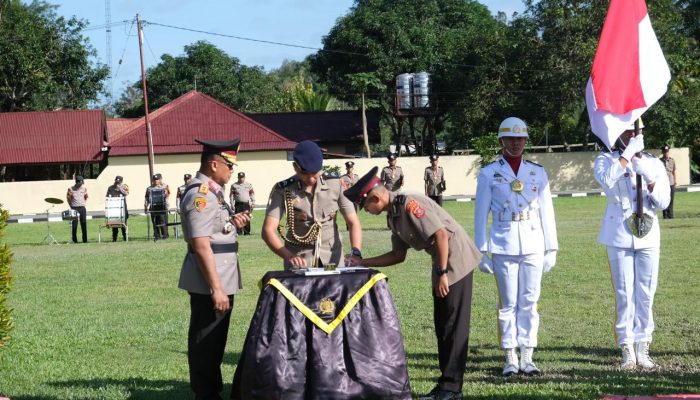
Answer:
[{"left": 394, "top": 72, "right": 437, "bottom": 156}]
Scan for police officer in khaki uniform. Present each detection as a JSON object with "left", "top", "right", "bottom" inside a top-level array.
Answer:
[
  {"left": 145, "top": 173, "right": 171, "bottom": 240},
  {"left": 424, "top": 154, "right": 446, "bottom": 206},
  {"left": 106, "top": 175, "right": 129, "bottom": 242},
  {"left": 176, "top": 173, "right": 193, "bottom": 212},
  {"left": 67, "top": 175, "right": 89, "bottom": 243},
  {"left": 660, "top": 145, "right": 676, "bottom": 219},
  {"left": 340, "top": 160, "right": 359, "bottom": 190},
  {"left": 262, "top": 140, "right": 362, "bottom": 269},
  {"left": 381, "top": 153, "right": 404, "bottom": 192},
  {"left": 229, "top": 172, "right": 255, "bottom": 235},
  {"left": 344, "top": 167, "right": 481, "bottom": 400},
  {"left": 178, "top": 138, "right": 250, "bottom": 400}
]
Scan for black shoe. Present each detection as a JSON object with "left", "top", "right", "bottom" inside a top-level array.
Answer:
[{"left": 418, "top": 387, "right": 463, "bottom": 400}]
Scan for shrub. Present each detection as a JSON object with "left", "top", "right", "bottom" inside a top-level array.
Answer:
[{"left": 0, "top": 204, "right": 13, "bottom": 350}]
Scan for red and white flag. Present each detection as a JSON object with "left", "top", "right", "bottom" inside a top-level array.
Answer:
[{"left": 585, "top": 0, "right": 671, "bottom": 149}]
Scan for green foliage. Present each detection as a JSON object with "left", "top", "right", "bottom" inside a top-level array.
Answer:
[
  {"left": 322, "top": 164, "right": 342, "bottom": 176},
  {"left": 471, "top": 134, "right": 501, "bottom": 166},
  {"left": 0, "top": 204, "right": 13, "bottom": 351},
  {"left": 115, "top": 41, "right": 282, "bottom": 117},
  {"left": 0, "top": 0, "right": 108, "bottom": 111}
]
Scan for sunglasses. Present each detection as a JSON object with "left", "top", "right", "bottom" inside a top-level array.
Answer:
[{"left": 210, "top": 158, "right": 234, "bottom": 171}]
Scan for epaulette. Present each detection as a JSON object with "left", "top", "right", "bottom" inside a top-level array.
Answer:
[
  {"left": 497, "top": 159, "right": 505, "bottom": 166},
  {"left": 525, "top": 159, "right": 543, "bottom": 168},
  {"left": 276, "top": 177, "right": 298, "bottom": 189},
  {"left": 394, "top": 194, "right": 406, "bottom": 205},
  {"left": 182, "top": 182, "right": 205, "bottom": 198}
]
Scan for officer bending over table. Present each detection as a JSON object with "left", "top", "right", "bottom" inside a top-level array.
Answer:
[
  {"left": 178, "top": 138, "right": 251, "bottom": 400},
  {"left": 262, "top": 140, "right": 362, "bottom": 269},
  {"left": 344, "top": 167, "right": 481, "bottom": 400}
]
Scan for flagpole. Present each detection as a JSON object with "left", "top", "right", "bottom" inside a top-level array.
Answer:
[{"left": 634, "top": 119, "right": 643, "bottom": 225}]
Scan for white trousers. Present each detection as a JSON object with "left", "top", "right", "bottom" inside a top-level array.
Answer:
[
  {"left": 607, "top": 246, "right": 659, "bottom": 346},
  {"left": 493, "top": 253, "right": 543, "bottom": 349}
]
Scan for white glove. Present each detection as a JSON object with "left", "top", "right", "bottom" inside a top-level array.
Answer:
[
  {"left": 478, "top": 252, "right": 494, "bottom": 274},
  {"left": 631, "top": 157, "right": 656, "bottom": 184},
  {"left": 543, "top": 250, "right": 557, "bottom": 273},
  {"left": 621, "top": 134, "right": 644, "bottom": 161}
]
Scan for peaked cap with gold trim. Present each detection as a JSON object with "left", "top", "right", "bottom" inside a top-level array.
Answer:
[{"left": 195, "top": 138, "right": 241, "bottom": 165}]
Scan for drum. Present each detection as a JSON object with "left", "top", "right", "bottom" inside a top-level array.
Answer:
[
  {"left": 105, "top": 197, "right": 126, "bottom": 227},
  {"left": 148, "top": 188, "right": 167, "bottom": 212},
  {"left": 62, "top": 209, "right": 79, "bottom": 221}
]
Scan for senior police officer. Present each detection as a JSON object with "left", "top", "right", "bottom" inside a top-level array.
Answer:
[
  {"left": 381, "top": 153, "right": 404, "bottom": 192},
  {"left": 178, "top": 138, "right": 250, "bottom": 400},
  {"left": 262, "top": 140, "right": 362, "bottom": 269},
  {"left": 474, "top": 117, "right": 558, "bottom": 376},
  {"left": 344, "top": 167, "right": 481, "bottom": 400},
  {"left": 106, "top": 175, "right": 129, "bottom": 242},
  {"left": 66, "top": 175, "right": 89, "bottom": 243},
  {"left": 425, "top": 154, "right": 446, "bottom": 206},
  {"left": 593, "top": 120, "right": 670, "bottom": 370},
  {"left": 176, "top": 173, "right": 193, "bottom": 212},
  {"left": 229, "top": 172, "right": 255, "bottom": 235}
]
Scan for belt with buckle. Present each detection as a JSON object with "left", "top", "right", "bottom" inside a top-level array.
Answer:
[{"left": 188, "top": 242, "right": 238, "bottom": 254}]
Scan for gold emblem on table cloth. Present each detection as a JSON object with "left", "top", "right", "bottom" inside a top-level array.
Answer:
[
  {"left": 318, "top": 298, "right": 336, "bottom": 315},
  {"left": 511, "top": 179, "right": 524, "bottom": 193}
]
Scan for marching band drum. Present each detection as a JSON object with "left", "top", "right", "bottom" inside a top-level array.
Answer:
[
  {"left": 105, "top": 196, "right": 126, "bottom": 227},
  {"left": 148, "top": 188, "right": 167, "bottom": 212},
  {"left": 61, "top": 209, "right": 79, "bottom": 221}
]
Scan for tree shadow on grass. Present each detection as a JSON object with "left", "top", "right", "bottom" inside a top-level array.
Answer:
[{"left": 11, "top": 378, "right": 191, "bottom": 400}]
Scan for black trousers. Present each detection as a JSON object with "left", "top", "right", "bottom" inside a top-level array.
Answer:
[
  {"left": 112, "top": 215, "right": 128, "bottom": 241},
  {"left": 429, "top": 195, "right": 443, "bottom": 207},
  {"left": 433, "top": 272, "right": 473, "bottom": 392},
  {"left": 663, "top": 185, "right": 675, "bottom": 218},
  {"left": 71, "top": 206, "right": 87, "bottom": 243},
  {"left": 188, "top": 293, "right": 234, "bottom": 400},
  {"left": 233, "top": 202, "right": 251, "bottom": 234},
  {"left": 151, "top": 211, "right": 169, "bottom": 239}
]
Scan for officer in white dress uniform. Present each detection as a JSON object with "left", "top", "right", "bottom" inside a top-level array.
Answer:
[
  {"left": 474, "top": 117, "right": 558, "bottom": 376},
  {"left": 593, "top": 120, "right": 670, "bottom": 370}
]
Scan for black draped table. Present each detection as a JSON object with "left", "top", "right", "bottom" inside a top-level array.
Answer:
[{"left": 231, "top": 269, "right": 412, "bottom": 400}]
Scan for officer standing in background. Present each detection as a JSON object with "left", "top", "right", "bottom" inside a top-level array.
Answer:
[
  {"left": 344, "top": 167, "right": 481, "bottom": 400},
  {"left": 381, "top": 153, "right": 404, "bottom": 192},
  {"left": 178, "top": 138, "right": 250, "bottom": 400},
  {"left": 424, "top": 154, "right": 446, "bottom": 206},
  {"left": 660, "top": 145, "right": 676, "bottom": 219},
  {"left": 593, "top": 121, "right": 670, "bottom": 370},
  {"left": 474, "top": 117, "right": 558, "bottom": 376},
  {"left": 340, "top": 161, "right": 359, "bottom": 190},
  {"left": 262, "top": 140, "right": 363, "bottom": 270},
  {"left": 145, "top": 173, "right": 171, "bottom": 240},
  {"left": 176, "top": 173, "right": 193, "bottom": 212},
  {"left": 66, "top": 175, "right": 88, "bottom": 243},
  {"left": 229, "top": 172, "right": 255, "bottom": 235},
  {"left": 106, "top": 175, "right": 129, "bottom": 242}
]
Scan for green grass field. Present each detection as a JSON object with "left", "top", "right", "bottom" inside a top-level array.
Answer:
[{"left": 1, "top": 193, "right": 699, "bottom": 399}]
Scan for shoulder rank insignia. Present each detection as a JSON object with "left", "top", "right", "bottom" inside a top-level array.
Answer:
[
  {"left": 406, "top": 199, "right": 426, "bottom": 219},
  {"left": 276, "top": 177, "right": 297, "bottom": 189},
  {"left": 525, "top": 159, "right": 543, "bottom": 168},
  {"left": 194, "top": 197, "right": 207, "bottom": 212},
  {"left": 198, "top": 184, "right": 209, "bottom": 194},
  {"left": 394, "top": 194, "right": 406, "bottom": 205}
]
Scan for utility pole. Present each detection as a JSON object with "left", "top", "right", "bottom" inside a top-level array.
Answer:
[
  {"left": 104, "top": 0, "right": 112, "bottom": 110},
  {"left": 137, "top": 14, "right": 155, "bottom": 179}
]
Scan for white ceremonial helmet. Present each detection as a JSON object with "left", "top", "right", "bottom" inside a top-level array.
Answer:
[{"left": 498, "top": 117, "right": 529, "bottom": 138}]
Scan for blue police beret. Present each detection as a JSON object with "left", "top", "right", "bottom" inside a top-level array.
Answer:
[{"left": 293, "top": 140, "right": 323, "bottom": 173}]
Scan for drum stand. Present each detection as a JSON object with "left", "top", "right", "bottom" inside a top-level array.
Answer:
[{"left": 42, "top": 205, "right": 60, "bottom": 245}]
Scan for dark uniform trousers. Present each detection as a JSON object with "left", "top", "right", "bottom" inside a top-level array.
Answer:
[
  {"left": 663, "top": 185, "right": 675, "bottom": 219},
  {"left": 233, "top": 202, "right": 251, "bottom": 234},
  {"left": 71, "top": 206, "right": 88, "bottom": 243},
  {"left": 428, "top": 195, "right": 443, "bottom": 207},
  {"left": 151, "top": 212, "right": 169, "bottom": 239},
  {"left": 434, "top": 272, "right": 473, "bottom": 393},
  {"left": 188, "top": 293, "right": 235, "bottom": 400}
]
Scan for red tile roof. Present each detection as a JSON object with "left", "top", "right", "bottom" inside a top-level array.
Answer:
[
  {"left": 109, "top": 91, "right": 297, "bottom": 156},
  {"left": 106, "top": 118, "right": 137, "bottom": 141},
  {"left": 0, "top": 110, "right": 107, "bottom": 165}
]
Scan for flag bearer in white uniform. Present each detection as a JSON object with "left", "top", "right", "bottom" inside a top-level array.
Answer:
[
  {"left": 593, "top": 120, "right": 670, "bottom": 370},
  {"left": 474, "top": 117, "right": 558, "bottom": 376}
]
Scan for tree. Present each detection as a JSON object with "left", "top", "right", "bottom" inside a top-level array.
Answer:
[
  {"left": 310, "top": 0, "right": 507, "bottom": 152},
  {"left": 115, "top": 41, "right": 282, "bottom": 117},
  {"left": 347, "top": 72, "right": 386, "bottom": 157},
  {"left": 0, "top": 0, "right": 107, "bottom": 111},
  {"left": 0, "top": 204, "right": 13, "bottom": 351}
]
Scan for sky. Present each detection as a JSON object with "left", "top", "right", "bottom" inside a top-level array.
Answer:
[{"left": 51, "top": 0, "right": 526, "bottom": 104}]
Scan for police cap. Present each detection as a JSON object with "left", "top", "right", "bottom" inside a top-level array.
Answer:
[
  {"left": 152, "top": 173, "right": 162, "bottom": 180},
  {"left": 429, "top": 154, "right": 439, "bottom": 161},
  {"left": 387, "top": 153, "right": 397, "bottom": 161},
  {"left": 345, "top": 161, "right": 355, "bottom": 168},
  {"left": 293, "top": 140, "right": 323, "bottom": 173},
  {"left": 75, "top": 175, "right": 84, "bottom": 183},
  {"left": 238, "top": 172, "right": 245, "bottom": 178},
  {"left": 343, "top": 166, "right": 381, "bottom": 209},
  {"left": 195, "top": 138, "right": 241, "bottom": 165},
  {"left": 115, "top": 175, "right": 123, "bottom": 183},
  {"left": 184, "top": 173, "right": 192, "bottom": 180}
]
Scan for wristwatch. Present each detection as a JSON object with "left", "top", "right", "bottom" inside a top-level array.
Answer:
[
  {"left": 350, "top": 247, "right": 362, "bottom": 258},
  {"left": 433, "top": 267, "right": 448, "bottom": 276}
]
